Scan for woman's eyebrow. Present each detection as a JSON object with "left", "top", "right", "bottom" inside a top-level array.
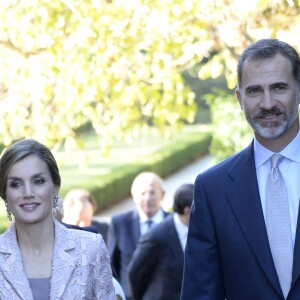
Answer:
[{"left": 7, "top": 172, "right": 47, "bottom": 180}]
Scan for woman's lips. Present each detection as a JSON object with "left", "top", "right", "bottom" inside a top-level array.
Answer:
[{"left": 20, "top": 203, "right": 40, "bottom": 211}]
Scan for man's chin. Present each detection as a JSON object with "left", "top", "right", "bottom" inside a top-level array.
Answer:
[{"left": 254, "top": 125, "right": 286, "bottom": 140}]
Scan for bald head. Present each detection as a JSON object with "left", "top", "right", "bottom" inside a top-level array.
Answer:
[{"left": 131, "top": 172, "right": 165, "bottom": 218}]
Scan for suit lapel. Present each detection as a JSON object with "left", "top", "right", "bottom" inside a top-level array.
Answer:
[
  {"left": 50, "top": 221, "right": 77, "bottom": 299},
  {"left": 166, "top": 217, "right": 184, "bottom": 270},
  {"left": 291, "top": 203, "right": 300, "bottom": 288},
  {"left": 0, "top": 225, "right": 33, "bottom": 300},
  {"left": 226, "top": 143, "right": 282, "bottom": 296},
  {"left": 129, "top": 211, "right": 141, "bottom": 249}
]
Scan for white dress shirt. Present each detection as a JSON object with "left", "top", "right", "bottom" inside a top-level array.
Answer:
[
  {"left": 173, "top": 213, "right": 188, "bottom": 251},
  {"left": 254, "top": 129, "right": 300, "bottom": 246},
  {"left": 139, "top": 209, "right": 164, "bottom": 235}
]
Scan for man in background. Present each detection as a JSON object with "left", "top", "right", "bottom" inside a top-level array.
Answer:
[
  {"left": 128, "top": 183, "right": 193, "bottom": 300},
  {"left": 107, "top": 172, "right": 169, "bottom": 300}
]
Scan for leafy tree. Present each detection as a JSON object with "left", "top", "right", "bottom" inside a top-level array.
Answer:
[
  {"left": 0, "top": 0, "right": 203, "bottom": 151},
  {"left": 0, "top": 0, "right": 299, "bottom": 158}
]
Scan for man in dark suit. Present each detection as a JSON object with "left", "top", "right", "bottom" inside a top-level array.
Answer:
[
  {"left": 107, "top": 172, "right": 169, "bottom": 300},
  {"left": 181, "top": 39, "right": 300, "bottom": 300},
  {"left": 128, "top": 183, "right": 193, "bottom": 300}
]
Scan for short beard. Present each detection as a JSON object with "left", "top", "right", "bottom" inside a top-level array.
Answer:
[{"left": 246, "top": 104, "right": 299, "bottom": 140}]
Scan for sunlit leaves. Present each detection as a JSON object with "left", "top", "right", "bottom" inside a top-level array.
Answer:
[{"left": 0, "top": 0, "right": 299, "bottom": 157}]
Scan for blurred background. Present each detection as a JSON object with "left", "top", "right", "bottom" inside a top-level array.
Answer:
[{"left": 1, "top": 0, "right": 299, "bottom": 231}]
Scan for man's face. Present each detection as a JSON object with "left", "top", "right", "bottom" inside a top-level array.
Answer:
[
  {"left": 132, "top": 177, "right": 164, "bottom": 218},
  {"left": 236, "top": 54, "right": 300, "bottom": 146}
]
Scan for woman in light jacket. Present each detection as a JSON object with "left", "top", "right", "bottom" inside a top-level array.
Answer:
[{"left": 0, "top": 139, "right": 115, "bottom": 300}]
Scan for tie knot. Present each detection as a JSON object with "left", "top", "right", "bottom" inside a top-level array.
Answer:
[
  {"left": 270, "top": 154, "right": 284, "bottom": 169},
  {"left": 146, "top": 219, "right": 153, "bottom": 229}
]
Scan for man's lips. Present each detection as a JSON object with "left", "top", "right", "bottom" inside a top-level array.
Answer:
[
  {"left": 255, "top": 109, "right": 283, "bottom": 122},
  {"left": 260, "top": 113, "right": 281, "bottom": 119}
]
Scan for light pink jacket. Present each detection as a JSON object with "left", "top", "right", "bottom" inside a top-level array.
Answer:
[{"left": 0, "top": 219, "right": 115, "bottom": 299}]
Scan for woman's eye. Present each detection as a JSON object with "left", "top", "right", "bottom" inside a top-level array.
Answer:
[
  {"left": 35, "top": 178, "right": 45, "bottom": 184},
  {"left": 9, "top": 181, "right": 21, "bottom": 188}
]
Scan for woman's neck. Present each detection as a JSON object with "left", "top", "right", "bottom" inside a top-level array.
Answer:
[{"left": 15, "top": 217, "right": 55, "bottom": 254}]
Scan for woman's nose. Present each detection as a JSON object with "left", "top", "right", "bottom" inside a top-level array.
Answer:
[{"left": 23, "top": 184, "right": 34, "bottom": 199}]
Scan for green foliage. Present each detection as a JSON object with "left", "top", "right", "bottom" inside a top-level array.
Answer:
[
  {"left": 64, "top": 128, "right": 211, "bottom": 212},
  {"left": 0, "top": 209, "right": 10, "bottom": 234},
  {"left": 1, "top": 0, "right": 300, "bottom": 161},
  {"left": 206, "top": 89, "right": 252, "bottom": 161},
  {"left": 58, "top": 126, "right": 211, "bottom": 211},
  {"left": 0, "top": 127, "right": 211, "bottom": 232},
  {"left": 0, "top": 0, "right": 203, "bottom": 149}
]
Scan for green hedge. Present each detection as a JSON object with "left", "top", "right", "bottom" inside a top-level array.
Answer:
[
  {"left": 0, "top": 128, "right": 211, "bottom": 232},
  {"left": 76, "top": 130, "right": 211, "bottom": 214}
]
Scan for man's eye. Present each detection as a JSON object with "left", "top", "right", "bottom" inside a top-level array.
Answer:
[
  {"left": 274, "top": 85, "right": 287, "bottom": 92},
  {"left": 248, "top": 88, "right": 260, "bottom": 95}
]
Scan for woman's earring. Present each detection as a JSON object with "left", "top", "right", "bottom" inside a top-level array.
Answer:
[
  {"left": 5, "top": 201, "right": 12, "bottom": 221},
  {"left": 53, "top": 195, "right": 60, "bottom": 214}
]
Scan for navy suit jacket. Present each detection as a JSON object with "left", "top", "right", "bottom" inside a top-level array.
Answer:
[
  {"left": 128, "top": 214, "right": 184, "bottom": 300},
  {"left": 181, "top": 142, "right": 300, "bottom": 300},
  {"left": 107, "top": 209, "right": 169, "bottom": 298}
]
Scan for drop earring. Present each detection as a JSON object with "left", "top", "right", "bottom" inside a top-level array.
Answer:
[
  {"left": 53, "top": 195, "right": 60, "bottom": 214},
  {"left": 5, "top": 201, "right": 12, "bottom": 222}
]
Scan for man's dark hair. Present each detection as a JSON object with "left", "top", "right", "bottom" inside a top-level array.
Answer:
[
  {"left": 173, "top": 184, "right": 194, "bottom": 215},
  {"left": 237, "top": 39, "right": 300, "bottom": 88}
]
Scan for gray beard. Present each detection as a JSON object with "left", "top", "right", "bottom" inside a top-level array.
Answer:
[{"left": 246, "top": 105, "right": 299, "bottom": 140}]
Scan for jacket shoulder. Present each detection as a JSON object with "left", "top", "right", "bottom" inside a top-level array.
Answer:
[
  {"left": 198, "top": 142, "right": 254, "bottom": 180},
  {"left": 111, "top": 210, "right": 138, "bottom": 224}
]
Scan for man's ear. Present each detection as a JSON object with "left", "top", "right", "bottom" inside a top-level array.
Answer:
[
  {"left": 235, "top": 88, "right": 244, "bottom": 110},
  {"left": 184, "top": 206, "right": 191, "bottom": 217}
]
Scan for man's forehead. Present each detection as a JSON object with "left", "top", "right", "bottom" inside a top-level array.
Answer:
[
  {"left": 243, "top": 53, "right": 291, "bottom": 69},
  {"left": 241, "top": 54, "right": 293, "bottom": 86}
]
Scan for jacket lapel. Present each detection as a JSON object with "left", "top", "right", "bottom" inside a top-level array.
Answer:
[
  {"left": 0, "top": 225, "right": 33, "bottom": 300},
  {"left": 50, "top": 221, "right": 77, "bottom": 299},
  {"left": 167, "top": 217, "right": 184, "bottom": 270},
  {"left": 226, "top": 143, "right": 282, "bottom": 296},
  {"left": 129, "top": 211, "right": 141, "bottom": 249},
  {"left": 291, "top": 203, "right": 300, "bottom": 288}
]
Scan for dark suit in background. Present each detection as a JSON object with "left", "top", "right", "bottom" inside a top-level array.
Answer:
[
  {"left": 91, "top": 219, "right": 109, "bottom": 243},
  {"left": 128, "top": 215, "right": 183, "bottom": 300},
  {"left": 108, "top": 209, "right": 169, "bottom": 299},
  {"left": 107, "top": 172, "right": 168, "bottom": 299},
  {"left": 128, "top": 184, "right": 193, "bottom": 300}
]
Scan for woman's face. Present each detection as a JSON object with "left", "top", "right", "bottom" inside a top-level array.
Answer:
[{"left": 5, "top": 155, "right": 58, "bottom": 225}]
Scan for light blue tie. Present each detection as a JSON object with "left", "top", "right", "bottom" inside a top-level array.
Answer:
[{"left": 266, "top": 154, "right": 293, "bottom": 298}]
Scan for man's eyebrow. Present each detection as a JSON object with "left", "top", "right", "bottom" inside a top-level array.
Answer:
[
  {"left": 270, "top": 82, "right": 289, "bottom": 88},
  {"left": 245, "top": 85, "right": 261, "bottom": 91}
]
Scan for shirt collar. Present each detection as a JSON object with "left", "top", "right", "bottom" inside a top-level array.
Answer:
[
  {"left": 173, "top": 213, "right": 188, "bottom": 239},
  {"left": 254, "top": 129, "right": 300, "bottom": 168},
  {"left": 139, "top": 209, "right": 164, "bottom": 224}
]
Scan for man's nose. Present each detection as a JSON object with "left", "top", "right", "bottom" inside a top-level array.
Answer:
[{"left": 260, "top": 90, "right": 277, "bottom": 110}]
